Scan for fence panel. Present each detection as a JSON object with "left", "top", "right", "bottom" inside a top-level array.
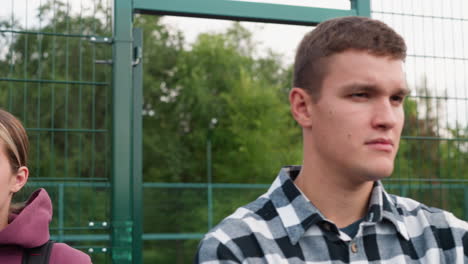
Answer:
[
  {"left": 0, "top": 0, "right": 113, "bottom": 262},
  {"left": 373, "top": 0, "right": 468, "bottom": 213}
]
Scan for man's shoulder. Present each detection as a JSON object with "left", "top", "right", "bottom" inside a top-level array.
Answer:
[
  {"left": 389, "top": 193, "right": 468, "bottom": 229},
  {"left": 196, "top": 194, "right": 285, "bottom": 263},
  {"left": 206, "top": 194, "right": 279, "bottom": 239}
]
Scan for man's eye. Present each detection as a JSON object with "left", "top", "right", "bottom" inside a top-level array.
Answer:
[
  {"left": 351, "top": 93, "right": 369, "bottom": 98},
  {"left": 391, "top": 95, "right": 404, "bottom": 102}
]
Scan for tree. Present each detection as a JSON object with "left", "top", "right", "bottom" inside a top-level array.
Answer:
[
  {"left": 137, "top": 16, "right": 301, "bottom": 263},
  {"left": 0, "top": 1, "right": 112, "bottom": 262}
]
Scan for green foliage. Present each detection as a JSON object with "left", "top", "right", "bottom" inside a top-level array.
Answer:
[
  {"left": 139, "top": 17, "right": 301, "bottom": 184},
  {"left": 138, "top": 16, "right": 301, "bottom": 262},
  {"left": 391, "top": 80, "right": 468, "bottom": 218},
  {"left": 135, "top": 16, "right": 302, "bottom": 263},
  {"left": 0, "top": 0, "right": 112, "bottom": 180},
  {"left": 0, "top": 1, "right": 112, "bottom": 262}
]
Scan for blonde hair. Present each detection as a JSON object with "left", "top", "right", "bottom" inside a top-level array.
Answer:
[
  {"left": 0, "top": 109, "right": 28, "bottom": 171},
  {"left": 0, "top": 109, "right": 29, "bottom": 214}
]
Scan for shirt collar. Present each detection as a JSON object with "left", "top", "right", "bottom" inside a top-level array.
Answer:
[
  {"left": 267, "top": 166, "right": 410, "bottom": 245},
  {"left": 267, "top": 166, "right": 326, "bottom": 245},
  {"left": 368, "top": 181, "right": 410, "bottom": 240}
]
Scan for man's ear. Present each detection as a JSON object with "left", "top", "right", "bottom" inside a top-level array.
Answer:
[
  {"left": 10, "top": 166, "right": 29, "bottom": 193},
  {"left": 289, "top": 87, "right": 314, "bottom": 128}
]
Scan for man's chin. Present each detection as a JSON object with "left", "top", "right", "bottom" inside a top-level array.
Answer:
[
  {"left": 362, "top": 157, "right": 395, "bottom": 179},
  {"left": 358, "top": 163, "right": 394, "bottom": 181},
  {"left": 366, "top": 173, "right": 392, "bottom": 182},
  {"left": 363, "top": 168, "right": 394, "bottom": 181}
]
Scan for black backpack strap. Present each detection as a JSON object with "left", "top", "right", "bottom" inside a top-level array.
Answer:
[{"left": 22, "top": 240, "right": 55, "bottom": 264}]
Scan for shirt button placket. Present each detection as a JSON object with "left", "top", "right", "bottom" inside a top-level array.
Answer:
[
  {"left": 349, "top": 239, "right": 364, "bottom": 263},
  {"left": 350, "top": 242, "right": 358, "bottom": 253}
]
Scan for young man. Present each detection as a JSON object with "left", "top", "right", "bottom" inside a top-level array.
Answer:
[{"left": 195, "top": 16, "right": 468, "bottom": 263}]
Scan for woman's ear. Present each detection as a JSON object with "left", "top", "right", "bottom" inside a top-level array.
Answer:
[
  {"left": 289, "top": 87, "right": 314, "bottom": 128},
  {"left": 10, "top": 166, "right": 29, "bottom": 194}
]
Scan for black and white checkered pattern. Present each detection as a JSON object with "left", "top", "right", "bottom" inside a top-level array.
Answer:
[{"left": 195, "top": 166, "right": 468, "bottom": 263}]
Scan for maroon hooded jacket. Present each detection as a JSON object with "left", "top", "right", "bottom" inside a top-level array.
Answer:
[{"left": 0, "top": 188, "right": 92, "bottom": 263}]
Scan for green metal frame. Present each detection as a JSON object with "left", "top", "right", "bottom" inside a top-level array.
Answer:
[
  {"left": 31, "top": 180, "right": 467, "bottom": 244},
  {"left": 112, "top": 0, "right": 135, "bottom": 262},
  {"left": 133, "top": 0, "right": 371, "bottom": 25},
  {"left": 111, "top": 0, "right": 370, "bottom": 262},
  {"left": 131, "top": 27, "right": 144, "bottom": 264}
]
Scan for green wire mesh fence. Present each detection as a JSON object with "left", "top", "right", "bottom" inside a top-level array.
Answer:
[
  {"left": 0, "top": 0, "right": 112, "bottom": 262},
  {"left": 373, "top": 0, "right": 468, "bottom": 215}
]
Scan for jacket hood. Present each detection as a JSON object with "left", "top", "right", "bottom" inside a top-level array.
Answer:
[{"left": 0, "top": 188, "right": 51, "bottom": 248}]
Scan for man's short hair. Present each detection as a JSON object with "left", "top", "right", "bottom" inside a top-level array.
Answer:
[{"left": 293, "top": 16, "right": 407, "bottom": 101}]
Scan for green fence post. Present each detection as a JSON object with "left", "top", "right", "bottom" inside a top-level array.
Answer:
[
  {"left": 207, "top": 131, "right": 213, "bottom": 230},
  {"left": 351, "top": 0, "right": 371, "bottom": 17},
  {"left": 58, "top": 183, "right": 64, "bottom": 242},
  {"left": 464, "top": 186, "right": 468, "bottom": 220},
  {"left": 132, "top": 27, "right": 144, "bottom": 264},
  {"left": 207, "top": 118, "right": 217, "bottom": 230},
  {"left": 112, "top": 0, "right": 134, "bottom": 262}
]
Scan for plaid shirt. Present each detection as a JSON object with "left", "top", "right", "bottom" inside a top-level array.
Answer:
[{"left": 195, "top": 166, "right": 468, "bottom": 263}]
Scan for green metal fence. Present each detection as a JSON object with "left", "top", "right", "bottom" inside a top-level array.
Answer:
[
  {"left": 1, "top": 0, "right": 467, "bottom": 263},
  {"left": 372, "top": 0, "right": 468, "bottom": 214},
  {"left": 0, "top": 0, "right": 113, "bottom": 262}
]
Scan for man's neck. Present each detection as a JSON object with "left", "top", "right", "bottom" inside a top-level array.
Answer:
[{"left": 294, "top": 164, "right": 374, "bottom": 228}]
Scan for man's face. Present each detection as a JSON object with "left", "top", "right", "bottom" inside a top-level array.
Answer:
[{"left": 308, "top": 50, "right": 407, "bottom": 182}]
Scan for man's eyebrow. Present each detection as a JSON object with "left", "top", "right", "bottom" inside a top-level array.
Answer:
[
  {"left": 342, "top": 83, "right": 379, "bottom": 93},
  {"left": 396, "top": 87, "right": 411, "bottom": 96},
  {"left": 342, "top": 83, "right": 411, "bottom": 96}
]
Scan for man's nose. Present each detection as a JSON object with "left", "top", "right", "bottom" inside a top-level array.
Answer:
[{"left": 371, "top": 101, "right": 398, "bottom": 130}]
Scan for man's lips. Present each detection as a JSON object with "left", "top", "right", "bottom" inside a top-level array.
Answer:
[{"left": 365, "top": 138, "right": 394, "bottom": 152}]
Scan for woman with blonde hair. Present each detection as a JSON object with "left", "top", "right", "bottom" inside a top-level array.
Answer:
[{"left": 0, "top": 109, "right": 91, "bottom": 263}]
